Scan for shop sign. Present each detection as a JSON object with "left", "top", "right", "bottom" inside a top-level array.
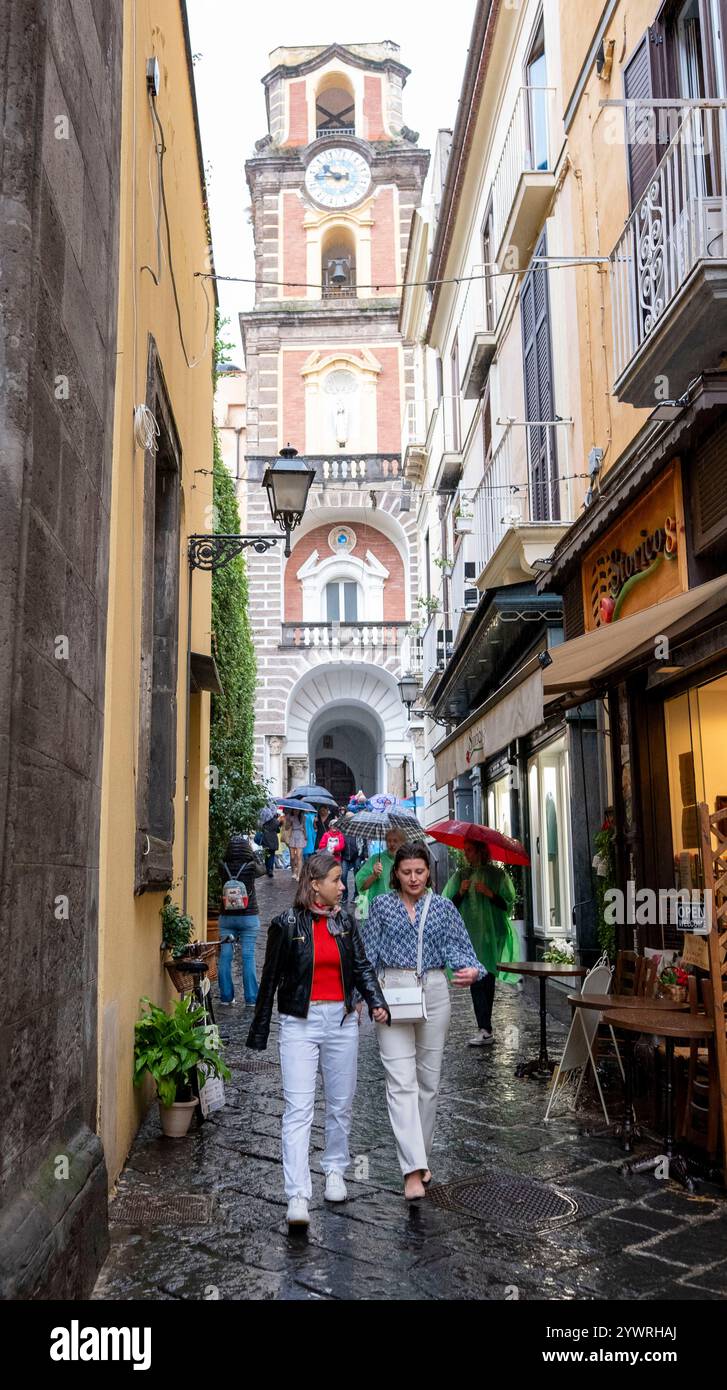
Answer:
[{"left": 581, "top": 463, "right": 687, "bottom": 631}]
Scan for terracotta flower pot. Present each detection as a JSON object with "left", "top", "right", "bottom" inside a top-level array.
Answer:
[{"left": 159, "top": 1098, "right": 198, "bottom": 1138}]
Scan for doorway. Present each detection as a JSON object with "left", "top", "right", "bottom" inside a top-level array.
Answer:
[{"left": 315, "top": 757, "right": 355, "bottom": 806}]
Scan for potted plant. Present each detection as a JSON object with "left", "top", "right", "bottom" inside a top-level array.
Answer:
[
  {"left": 434, "top": 554, "right": 454, "bottom": 579},
  {"left": 134, "top": 996, "right": 231, "bottom": 1138},
  {"left": 658, "top": 962, "right": 689, "bottom": 1003},
  {"left": 416, "top": 594, "right": 441, "bottom": 619},
  {"left": 160, "top": 895, "right": 194, "bottom": 958},
  {"left": 542, "top": 938, "right": 576, "bottom": 965}
]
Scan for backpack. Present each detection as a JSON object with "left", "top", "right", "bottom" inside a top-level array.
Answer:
[{"left": 221, "top": 863, "right": 249, "bottom": 912}]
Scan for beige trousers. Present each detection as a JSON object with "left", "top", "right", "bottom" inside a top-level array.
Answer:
[{"left": 375, "top": 969, "right": 451, "bottom": 1174}]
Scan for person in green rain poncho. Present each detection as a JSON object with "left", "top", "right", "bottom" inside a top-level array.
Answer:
[
  {"left": 443, "top": 838, "right": 519, "bottom": 1047},
  {"left": 354, "top": 828, "right": 407, "bottom": 920}
]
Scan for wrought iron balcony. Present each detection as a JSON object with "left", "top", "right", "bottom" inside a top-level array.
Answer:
[{"left": 610, "top": 103, "right": 727, "bottom": 406}]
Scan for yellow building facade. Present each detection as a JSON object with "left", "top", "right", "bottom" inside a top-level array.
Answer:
[{"left": 98, "top": 0, "right": 214, "bottom": 1186}]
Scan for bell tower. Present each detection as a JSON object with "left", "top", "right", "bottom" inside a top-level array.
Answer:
[{"left": 240, "top": 41, "right": 429, "bottom": 791}]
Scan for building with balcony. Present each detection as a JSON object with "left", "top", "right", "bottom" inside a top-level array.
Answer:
[
  {"left": 239, "top": 42, "right": 429, "bottom": 802},
  {"left": 399, "top": 0, "right": 604, "bottom": 944},
  {"left": 534, "top": 0, "right": 727, "bottom": 953}
]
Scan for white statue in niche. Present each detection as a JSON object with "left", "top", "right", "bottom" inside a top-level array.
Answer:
[{"left": 324, "top": 368, "right": 357, "bottom": 452}]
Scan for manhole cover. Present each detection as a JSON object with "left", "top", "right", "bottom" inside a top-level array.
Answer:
[
  {"left": 109, "top": 1194, "right": 215, "bottom": 1225},
  {"left": 428, "top": 1170, "right": 579, "bottom": 1233},
  {"left": 236, "top": 1058, "right": 278, "bottom": 1074}
]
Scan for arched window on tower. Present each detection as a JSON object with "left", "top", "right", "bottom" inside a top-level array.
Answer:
[
  {"left": 315, "top": 77, "right": 356, "bottom": 138},
  {"left": 322, "top": 226, "right": 356, "bottom": 300}
]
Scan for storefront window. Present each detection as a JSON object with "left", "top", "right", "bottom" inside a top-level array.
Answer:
[
  {"left": 528, "top": 737, "right": 574, "bottom": 938},
  {"left": 664, "top": 673, "right": 727, "bottom": 890},
  {"left": 486, "top": 773, "right": 512, "bottom": 838}
]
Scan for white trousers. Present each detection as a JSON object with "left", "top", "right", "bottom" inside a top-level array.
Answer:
[
  {"left": 278, "top": 1003, "right": 359, "bottom": 1200},
  {"left": 375, "top": 970, "right": 451, "bottom": 1175}
]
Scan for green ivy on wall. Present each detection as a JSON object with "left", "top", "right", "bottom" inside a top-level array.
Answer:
[{"left": 207, "top": 315, "right": 269, "bottom": 907}]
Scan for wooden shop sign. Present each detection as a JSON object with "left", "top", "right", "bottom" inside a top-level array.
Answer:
[{"left": 581, "top": 463, "right": 688, "bottom": 631}]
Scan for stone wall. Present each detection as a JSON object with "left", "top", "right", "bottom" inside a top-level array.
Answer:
[{"left": 0, "top": 0, "right": 122, "bottom": 1298}]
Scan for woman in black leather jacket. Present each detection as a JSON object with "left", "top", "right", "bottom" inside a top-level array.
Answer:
[{"left": 246, "top": 851, "right": 389, "bottom": 1229}]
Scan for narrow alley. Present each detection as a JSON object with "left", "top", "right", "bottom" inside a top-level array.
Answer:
[{"left": 94, "top": 875, "right": 727, "bottom": 1303}]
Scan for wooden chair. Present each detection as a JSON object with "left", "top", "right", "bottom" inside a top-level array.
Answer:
[{"left": 677, "top": 975, "right": 720, "bottom": 1160}]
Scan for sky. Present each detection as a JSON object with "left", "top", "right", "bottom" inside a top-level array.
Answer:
[{"left": 186, "top": 0, "right": 478, "bottom": 360}]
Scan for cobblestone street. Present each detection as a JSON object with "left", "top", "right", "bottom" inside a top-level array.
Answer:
[{"left": 93, "top": 873, "right": 727, "bottom": 1302}]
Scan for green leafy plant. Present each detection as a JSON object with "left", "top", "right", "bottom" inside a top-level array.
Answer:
[
  {"left": 134, "top": 996, "right": 231, "bottom": 1108},
  {"left": 593, "top": 811, "right": 616, "bottom": 958},
  {"left": 160, "top": 896, "right": 195, "bottom": 959},
  {"left": 416, "top": 594, "right": 441, "bottom": 617},
  {"left": 208, "top": 311, "right": 270, "bottom": 905}
]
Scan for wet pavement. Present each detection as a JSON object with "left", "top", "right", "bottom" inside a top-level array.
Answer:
[{"left": 94, "top": 872, "right": 727, "bottom": 1301}]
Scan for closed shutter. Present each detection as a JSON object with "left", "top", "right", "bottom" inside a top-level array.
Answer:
[
  {"left": 623, "top": 26, "right": 667, "bottom": 208},
  {"left": 692, "top": 415, "right": 727, "bottom": 551},
  {"left": 521, "top": 231, "right": 559, "bottom": 522}
]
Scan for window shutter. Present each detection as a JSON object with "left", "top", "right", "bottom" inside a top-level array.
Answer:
[
  {"left": 624, "top": 26, "right": 667, "bottom": 209},
  {"left": 521, "top": 232, "right": 559, "bottom": 522}
]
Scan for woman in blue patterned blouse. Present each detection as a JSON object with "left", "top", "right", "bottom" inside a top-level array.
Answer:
[{"left": 363, "top": 843, "right": 485, "bottom": 1202}]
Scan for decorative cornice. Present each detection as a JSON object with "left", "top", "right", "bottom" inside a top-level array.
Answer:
[{"left": 261, "top": 43, "right": 411, "bottom": 88}]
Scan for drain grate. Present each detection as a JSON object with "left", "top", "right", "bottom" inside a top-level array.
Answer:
[
  {"left": 236, "top": 1057, "right": 278, "bottom": 1074},
  {"left": 110, "top": 1193, "right": 215, "bottom": 1225},
  {"left": 428, "top": 1169, "right": 579, "bottom": 1233}
]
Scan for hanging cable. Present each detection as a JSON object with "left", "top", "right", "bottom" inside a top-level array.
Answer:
[
  {"left": 195, "top": 255, "right": 611, "bottom": 296},
  {"left": 148, "top": 90, "right": 210, "bottom": 369}
]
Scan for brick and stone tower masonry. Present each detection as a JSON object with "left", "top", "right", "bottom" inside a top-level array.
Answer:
[{"left": 240, "top": 42, "right": 429, "bottom": 801}]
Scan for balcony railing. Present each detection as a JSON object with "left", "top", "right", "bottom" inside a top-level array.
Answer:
[
  {"left": 322, "top": 270, "right": 357, "bottom": 299},
  {"left": 610, "top": 103, "right": 727, "bottom": 404},
  {"left": 280, "top": 621, "right": 410, "bottom": 660},
  {"left": 492, "top": 86, "right": 556, "bottom": 267},
  {"left": 246, "top": 455, "right": 402, "bottom": 484},
  {"left": 457, "top": 266, "right": 497, "bottom": 398},
  {"left": 316, "top": 125, "right": 356, "bottom": 139},
  {"left": 425, "top": 396, "right": 463, "bottom": 491},
  {"left": 472, "top": 431, "right": 516, "bottom": 575},
  {"left": 421, "top": 613, "right": 452, "bottom": 689}
]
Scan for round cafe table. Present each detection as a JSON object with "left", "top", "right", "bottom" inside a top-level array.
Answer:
[
  {"left": 566, "top": 993, "right": 689, "bottom": 1140},
  {"left": 500, "top": 961, "right": 589, "bottom": 1078},
  {"left": 606, "top": 1007, "right": 714, "bottom": 1191}
]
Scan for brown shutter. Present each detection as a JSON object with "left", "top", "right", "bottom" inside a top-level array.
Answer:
[{"left": 623, "top": 26, "right": 668, "bottom": 209}]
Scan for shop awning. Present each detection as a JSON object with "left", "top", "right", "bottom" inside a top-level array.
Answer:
[
  {"left": 542, "top": 574, "right": 727, "bottom": 705},
  {"left": 434, "top": 659, "right": 544, "bottom": 788}
]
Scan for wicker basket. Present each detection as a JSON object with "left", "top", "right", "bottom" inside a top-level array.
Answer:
[{"left": 164, "top": 941, "right": 220, "bottom": 993}]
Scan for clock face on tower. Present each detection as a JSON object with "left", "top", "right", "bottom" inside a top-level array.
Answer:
[{"left": 305, "top": 148, "right": 372, "bottom": 209}]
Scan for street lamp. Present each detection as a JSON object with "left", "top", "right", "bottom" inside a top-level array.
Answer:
[
  {"left": 262, "top": 444, "right": 316, "bottom": 557},
  {"left": 397, "top": 671, "right": 422, "bottom": 722}
]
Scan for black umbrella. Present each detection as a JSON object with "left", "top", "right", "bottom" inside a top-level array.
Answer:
[
  {"left": 288, "top": 785, "right": 338, "bottom": 808},
  {"left": 278, "top": 797, "right": 316, "bottom": 813}
]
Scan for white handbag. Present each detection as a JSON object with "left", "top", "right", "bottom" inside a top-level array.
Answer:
[{"left": 381, "top": 894, "right": 432, "bottom": 1023}]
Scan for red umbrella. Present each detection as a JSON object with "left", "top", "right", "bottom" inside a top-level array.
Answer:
[{"left": 428, "top": 820, "right": 530, "bottom": 866}]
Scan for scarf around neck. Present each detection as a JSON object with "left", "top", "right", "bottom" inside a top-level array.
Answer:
[{"left": 311, "top": 901, "right": 346, "bottom": 936}]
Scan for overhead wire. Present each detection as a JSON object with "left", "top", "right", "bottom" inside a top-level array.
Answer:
[
  {"left": 196, "top": 256, "right": 611, "bottom": 296},
  {"left": 148, "top": 90, "right": 210, "bottom": 369}
]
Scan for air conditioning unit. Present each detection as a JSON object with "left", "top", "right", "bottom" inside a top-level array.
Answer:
[{"left": 464, "top": 587, "right": 479, "bottom": 610}]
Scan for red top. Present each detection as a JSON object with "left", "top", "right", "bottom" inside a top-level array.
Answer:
[
  {"left": 319, "top": 830, "right": 345, "bottom": 860},
  {"left": 311, "top": 916, "right": 344, "bottom": 1001}
]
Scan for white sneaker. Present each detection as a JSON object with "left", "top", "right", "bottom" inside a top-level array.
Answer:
[
  {"left": 468, "top": 1029, "right": 494, "bottom": 1047},
  {"left": 324, "top": 1171, "right": 348, "bottom": 1203},
  {"left": 286, "top": 1196, "right": 310, "bottom": 1227}
]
